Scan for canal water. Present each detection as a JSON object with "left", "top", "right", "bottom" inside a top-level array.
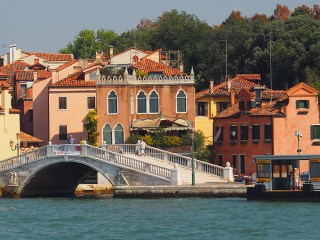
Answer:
[{"left": 0, "top": 197, "right": 318, "bottom": 240}]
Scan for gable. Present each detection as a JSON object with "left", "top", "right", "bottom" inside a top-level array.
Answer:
[
  {"left": 287, "top": 82, "right": 318, "bottom": 97},
  {"left": 111, "top": 48, "right": 149, "bottom": 64}
]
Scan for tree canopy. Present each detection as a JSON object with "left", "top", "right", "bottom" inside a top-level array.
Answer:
[{"left": 60, "top": 4, "right": 320, "bottom": 92}]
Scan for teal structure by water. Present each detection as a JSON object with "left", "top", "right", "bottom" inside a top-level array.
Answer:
[{"left": 0, "top": 198, "right": 318, "bottom": 240}]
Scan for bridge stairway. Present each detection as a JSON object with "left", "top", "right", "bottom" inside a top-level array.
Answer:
[{"left": 123, "top": 154, "right": 225, "bottom": 184}]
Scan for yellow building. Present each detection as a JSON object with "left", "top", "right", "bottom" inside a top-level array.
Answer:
[
  {"left": 0, "top": 84, "right": 20, "bottom": 160},
  {"left": 195, "top": 74, "right": 262, "bottom": 146}
]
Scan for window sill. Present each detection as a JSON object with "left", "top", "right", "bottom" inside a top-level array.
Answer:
[
  {"left": 230, "top": 140, "right": 237, "bottom": 145},
  {"left": 252, "top": 140, "right": 260, "bottom": 144},
  {"left": 312, "top": 140, "right": 320, "bottom": 145},
  {"left": 240, "top": 140, "right": 248, "bottom": 144},
  {"left": 264, "top": 139, "right": 272, "bottom": 143}
]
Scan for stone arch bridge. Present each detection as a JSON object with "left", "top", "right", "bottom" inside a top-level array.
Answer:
[{"left": 0, "top": 144, "right": 229, "bottom": 197}]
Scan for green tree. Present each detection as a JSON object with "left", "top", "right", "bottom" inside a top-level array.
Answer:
[{"left": 83, "top": 110, "right": 99, "bottom": 146}]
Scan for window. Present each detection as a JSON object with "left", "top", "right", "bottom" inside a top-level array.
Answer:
[
  {"left": 87, "top": 97, "right": 95, "bottom": 109},
  {"left": 311, "top": 125, "right": 320, "bottom": 140},
  {"left": 257, "top": 163, "right": 270, "bottom": 178},
  {"left": 255, "top": 90, "right": 262, "bottom": 100},
  {"left": 149, "top": 91, "right": 159, "bottom": 113},
  {"left": 252, "top": 124, "right": 260, "bottom": 142},
  {"left": 240, "top": 125, "right": 248, "bottom": 142},
  {"left": 296, "top": 100, "right": 309, "bottom": 109},
  {"left": 196, "top": 102, "right": 208, "bottom": 116},
  {"left": 214, "top": 126, "right": 223, "bottom": 143},
  {"left": 89, "top": 71, "right": 96, "bottom": 80},
  {"left": 232, "top": 155, "right": 237, "bottom": 168},
  {"left": 20, "top": 84, "right": 27, "bottom": 97},
  {"left": 218, "top": 155, "right": 222, "bottom": 166},
  {"left": 216, "top": 102, "right": 229, "bottom": 115},
  {"left": 177, "top": 90, "right": 186, "bottom": 113},
  {"left": 230, "top": 126, "right": 238, "bottom": 142},
  {"left": 264, "top": 124, "right": 272, "bottom": 141},
  {"left": 137, "top": 91, "right": 147, "bottom": 113},
  {"left": 59, "top": 97, "right": 67, "bottom": 109},
  {"left": 59, "top": 125, "right": 67, "bottom": 140},
  {"left": 239, "top": 101, "right": 245, "bottom": 110},
  {"left": 108, "top": 91, "right": 118, "bottom": 114},
  {"left": 114, "top": 124, "right": 124, "bottom": 144},
  {"left": 103, "top": 124, "right": 112, "bottom": 144}
]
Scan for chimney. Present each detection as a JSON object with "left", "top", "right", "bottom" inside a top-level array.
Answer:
[
  {"left": 1, "top": 86, "right": 11, "bottom": 115},
  {"left": 210, "top": 80, "right": 214, "bottom": 94},
  {"left": 230, "top": 91, "right": 235, "bottom": 106},
  {"left": 51, "top": 69, "right": 58, "bottom": 83},
  {"left": 33, "top": 71, "right": 38, "bottom": 82},
  {"left": 34, "top": 58, "right": 39, "bottom": 65},
  {"left": 227, "top": 79, "right": 231, "bottom": 92},
  {"left": 179, "top": 64, "right": 184, "bottom": 72},
  {"left": 9, "top": 45, "right": 12, "bottom": 64},
  {"left": 109, "top": 46, "right": 114, "bottom": 57},
  {"left": 12, "top": 44, "right": 16, "bottom": 62}
]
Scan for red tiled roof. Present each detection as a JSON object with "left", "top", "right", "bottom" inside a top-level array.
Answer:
[
  {"left": 55, "top": 59, "right": 78, "bottom": 71},
  {"left": 50, "top": 71, "right": 95, "bottom": 87},
  {"left": 19, "top": 131, "right": 44, "bottom": 143},
  {"left": 133, "top": 58, "right": 186, "bottom": 76},
  {"left": 236, "top": 74, "right": 261, "bottom": 81},
  {"left": 0, "top": 71, "right": 9, "bottom": 78},
  {"left": 15, "top": 70, "right": 52, "bottom": 81},
  {"left": 0, "top": 80, "right": 10, "bottom": 88},
  {"left": 0, "top": 61, "right": 30, "bottom": 84},
  {"left": 214, "top": 100, "right": 284, "bottom": 119},
  {"left": 196, "top": 76, "right": 262, "bottom": 99},
  {"left": 262, "top": 90, "right": 287, "bottom": 100},
  {"left": 26, "top": 52, "right": 73, "bottom": 61}
]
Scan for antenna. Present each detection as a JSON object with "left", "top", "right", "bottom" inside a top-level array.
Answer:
[
  {"left": 133, "top": 12, "right": 137, "bottom": 49},
  {"left": 219, "top": 39, "right": 228, "bottom": 82},
  {"left": 269, "top": 34, "right": 272, "bottom": 104}
]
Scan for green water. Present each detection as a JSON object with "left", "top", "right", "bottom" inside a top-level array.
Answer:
[{"left": 0, "top": 197, "right": 318, "bottom": 240}]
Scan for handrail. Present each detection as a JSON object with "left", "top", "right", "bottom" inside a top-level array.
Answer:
[
  {"left": 106, "top": 144, "right": 224, "bottom": 178},
  {"left": 0, "top": 144, "right": 173, "bottom": 181}
]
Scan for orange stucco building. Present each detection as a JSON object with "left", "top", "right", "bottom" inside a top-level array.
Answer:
[{"left": 214, "top": 82, "right": 320, "bottom": 176}]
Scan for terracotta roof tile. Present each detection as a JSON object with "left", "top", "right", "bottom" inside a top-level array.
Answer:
[
  {"left": 26, "top": 52, "right": 73, "bottom": 61},
  {"left": 19, "top": 131, "right": 44, "bottom": 143},
  {"left": 0, "top": 61, "right": 30, "bottom": 84},
  {"left": 55, "top": 59, "right": 78, "bottom": 71},
  {"left": 15, "top": 70, "right": 52, "bottom": 81},
  {"left": 0, "top": 71, "right": 9, "bottom": 78},
  {"left": 50, "top": 71, "right": 95, "bottom": 87},
  {"left": 236, "top": 74, "right": 261, "bottom": 81},
  {"left": 133, "top": 58, "right": 186, "bottom": 76}
]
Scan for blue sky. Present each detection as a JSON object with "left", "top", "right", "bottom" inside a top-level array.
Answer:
[{"left": 1, "top": 0, "right": 319, "bottom": 54}]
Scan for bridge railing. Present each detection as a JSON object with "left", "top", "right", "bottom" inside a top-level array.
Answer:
[
  {"left": 82, "top": 145, "right": 172, "bottom": 180},
  {"left": 0, "top": 147, "right": 47, "bottom": 171},
  {"left": 106, "top": 144, "right": 224, "bottom": 178}
]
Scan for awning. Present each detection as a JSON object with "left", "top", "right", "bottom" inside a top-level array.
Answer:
[{"left": 130, "top": 115, "right": 192, "bottom": 132}]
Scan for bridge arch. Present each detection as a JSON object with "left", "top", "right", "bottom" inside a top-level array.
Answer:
[{"left": 17, "top": 158, "right": 115, "bottom": 197}]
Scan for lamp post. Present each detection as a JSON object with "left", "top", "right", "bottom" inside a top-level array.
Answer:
[
  {"left": 10, "top": 132, "right": 21, "bottom": 156},
  {"left": 190, "top": 124, "right": 195, "bottom": 186},
  {"left": 295, "top": 130, "right": 302, "bottom": 188}
]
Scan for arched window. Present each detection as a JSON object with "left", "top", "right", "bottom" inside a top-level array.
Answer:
[
  {"left": 108, "top": 91, "right": 118, "bottom": 114},
  {"left": 177, "top": 90, "right": 186, "bottom": 113},
  {"left": 114, "top": 124, "right": 124, "bottom": 144},
  {"left": 103, "top": 124, "right": 112, "bottom": 144},
  {"left": 137, "top": 91, "right": 147, "bottom": 113},
  {"left": 149, "top": 91, "right": 159, "bottom": 113}
]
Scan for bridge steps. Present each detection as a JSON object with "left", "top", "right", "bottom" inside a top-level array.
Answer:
[{"left": 123, "top": 154, "right": 225, "bottom": 184}]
